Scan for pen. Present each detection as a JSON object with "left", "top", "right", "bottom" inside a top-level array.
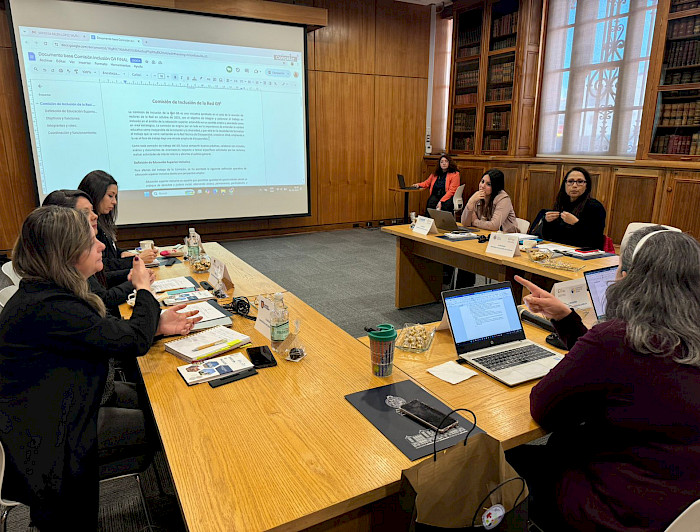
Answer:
[{"left": 193, "top": 339, "right": 227, "bottom": 351}]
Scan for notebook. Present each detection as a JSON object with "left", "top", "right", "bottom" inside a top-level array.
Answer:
[
  {"left": 427, "top": 208, "right": 474, "bottom": 233},
  {"left": 175, "top": 299, "right": 233, "bottom": 330},
  {"left": 396, "top": 174, "right": 414, "bottom": 190},
  {"left": 583, "top": 265, "right": 618, "bottom": 320},
  {"left": 442, "top": 282, "right": 563, "bottom": 386},
  {"left": 151, "top": 276, "right": 199, "bottom": 293},
  {"left": 165, "top": 325, "right": 251, "bottom": 363}
]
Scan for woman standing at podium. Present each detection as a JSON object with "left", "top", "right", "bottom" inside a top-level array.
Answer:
[{"left": 413, "top": 154, "right": 460, "bottom": 213}]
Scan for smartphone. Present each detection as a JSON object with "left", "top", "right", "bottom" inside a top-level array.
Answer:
[
  {"left": 399, "top": 399, "right": 458, "bottom": 433},
  {"left": 246, "top": 346, "right": 277, "bottom": 368}
]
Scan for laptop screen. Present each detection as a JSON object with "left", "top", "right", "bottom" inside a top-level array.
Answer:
[
  {"left": 584, "top": 265, "right": 618, "bottom": 319},
  {"left": 443, "top": 283, "right": 525, "bottom": 354}
]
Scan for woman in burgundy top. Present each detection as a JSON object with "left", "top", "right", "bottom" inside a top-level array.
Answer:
[{"left": 510, "top": 226, "right": 700, "bottom": 531}]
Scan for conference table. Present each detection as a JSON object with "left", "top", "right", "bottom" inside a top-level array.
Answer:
[
  {"left": 129, "top": 240, "right": 579, "bottom": 531},
  {"left": 382, "top": 224, "right": 620, "bottom": 308}
]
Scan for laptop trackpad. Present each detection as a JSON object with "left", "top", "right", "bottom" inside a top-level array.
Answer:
[{"left": 538, "top": 356, "right": 564, "bottom": 370}]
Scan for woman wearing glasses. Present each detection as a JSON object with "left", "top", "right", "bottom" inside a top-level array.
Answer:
[{"left": 542, "top": 167, "right": 606, "bottom": 249}]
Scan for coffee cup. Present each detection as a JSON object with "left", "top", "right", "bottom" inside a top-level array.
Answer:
[
  {"left": 523, "top": 239, "right": 537, "bottom": 249},
  {"left": 139, "top": 239, "right": 154, "bottom": 250},
  {"left": 127, "top": 290, "right": 137, "bottom": 307}
]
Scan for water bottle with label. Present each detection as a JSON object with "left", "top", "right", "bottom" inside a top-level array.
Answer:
[
  {"left": 270, "top": 292, "right": 290, "bottom": 351},
  {"left": 186, "top": 227, "right": 200, "bottom": 261}
]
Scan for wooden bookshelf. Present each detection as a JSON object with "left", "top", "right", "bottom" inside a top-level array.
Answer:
[
  {"left": 448, "top": 0, "right": 522, "bottom": 156},
  {"left": 644, "top": 0, "right": 700, "bottom": 158}
]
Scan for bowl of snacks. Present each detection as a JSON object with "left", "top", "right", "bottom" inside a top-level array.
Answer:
[
  {"left": 524, "top": 248, "right": 553, "bottom": 264},
  {"left": 190, "top": 254, "right": 212, "bottom": 273},
  {"left": 396, "top": 323, "right": 435, "bottom": 353}
]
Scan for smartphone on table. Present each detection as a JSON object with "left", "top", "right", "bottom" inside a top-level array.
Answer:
[
  {"left": 399, "top": 399, "right": 458, "bottom": 433},
  {"left": 246, "top": 346, "right": 277, "bottom": 368}
]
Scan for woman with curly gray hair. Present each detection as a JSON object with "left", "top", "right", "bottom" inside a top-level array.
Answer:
[{"left": 508, "top": 226, "right": 700, "bottom": 531}]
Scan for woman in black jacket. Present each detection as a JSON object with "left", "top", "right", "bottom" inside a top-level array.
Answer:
[
  {"left": 542, "top": 167, "right": 606, "bottom": 250},
  {"left": 78, "top": 170, "right": 158, "bottom": 271},
  {"left": 0, "top": 206, "right": 199, "bottom": 530}
]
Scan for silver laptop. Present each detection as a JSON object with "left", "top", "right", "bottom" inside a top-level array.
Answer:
[
  {"left": 427, "top": 208, "right": 473, "bottom": 233},
  {"left": 442, "top": 282, "right": 564, "bottom": 386},
  {"left": 583, "top": 265, "right": 617, "bottom": 320}
]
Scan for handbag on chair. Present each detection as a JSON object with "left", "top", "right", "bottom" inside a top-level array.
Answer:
[{"left": 398, "top": 409, "right": 529, "bottom": 531}]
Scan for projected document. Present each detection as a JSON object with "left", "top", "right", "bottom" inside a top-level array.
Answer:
[{"left": 15, "top": 23, "right": 308, "bottom": 224}]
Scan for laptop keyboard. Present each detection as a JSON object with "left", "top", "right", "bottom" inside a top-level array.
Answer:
[{"left": 473, "top": 344, "right": 553, "bottom": 371}]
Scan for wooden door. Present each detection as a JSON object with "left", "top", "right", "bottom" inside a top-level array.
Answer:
[{"left": 659, "top": 171, "right": 700, "bottom": 239}]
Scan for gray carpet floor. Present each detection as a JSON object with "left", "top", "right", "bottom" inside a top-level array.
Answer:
[{"left": 222, "top": 227, "right": 446, "bottom": 337}]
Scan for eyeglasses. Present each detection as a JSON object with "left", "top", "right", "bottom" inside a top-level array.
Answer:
[{"left": 565, "top": 179, "right": 586, "bottom": 186}]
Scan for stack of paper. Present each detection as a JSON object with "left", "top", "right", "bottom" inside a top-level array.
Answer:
[
  {"left": 177, "top": 353, "right": 254, "bottom": 385},
  {"left": 165, "top": 325, "right": 251, "bottom": 362}
]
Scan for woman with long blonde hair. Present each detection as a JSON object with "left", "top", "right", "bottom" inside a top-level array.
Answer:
[{"left": 0, "top": 206, "right": 200, "bottom": 530}]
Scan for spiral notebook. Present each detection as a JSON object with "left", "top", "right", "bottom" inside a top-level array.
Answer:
[{"left": 165, "top": 325, "right": 251, "bottom": 363}]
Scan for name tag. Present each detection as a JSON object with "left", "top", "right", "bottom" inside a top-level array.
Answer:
[
  {"left": 412, "top": 216, "right": 438, "bottom": 235},
  {"left": 254, "top": 296, "right": 273, "bottom": 339},
  {"left": 551, "top": 279, "right": 592, "bottom": 309},
  {"left": 485, "top": 233, "right": 521, "bottom": 257}
]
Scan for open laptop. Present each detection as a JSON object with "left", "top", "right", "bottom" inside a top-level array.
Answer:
[
  {"left": 442, "top": 282, "right": 564, "bottom": 386},
  {"left": 583, "top": 265, "right": 618, "bottom": 320},
  {"left": 396, "top": 174, "right": 414, "bottom": 190},
  {"left": 427, "top": 208, "right": 474, "bottom": 233}
]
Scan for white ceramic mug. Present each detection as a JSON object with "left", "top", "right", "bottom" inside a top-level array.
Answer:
[
  {"left": 139, "top": 239, "right": 154, "bottom": 250},
  {"left": 127, "top": 290, "right": 137, "bottom": 307},
  {"left": 523, "top": 239, "right": 537, "bottom": 249}
]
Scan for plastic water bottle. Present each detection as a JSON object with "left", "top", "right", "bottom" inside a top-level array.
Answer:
[
  {"left": 270, "top": 292, "right": 290, "bottom": 351},
  {"left": 186, "top": 228, "right": 200, "bottom": 261}
]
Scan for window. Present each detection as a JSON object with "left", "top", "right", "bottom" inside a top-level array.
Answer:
[{"left": 537, "top": 0, "right": 657, "bottom": 157}]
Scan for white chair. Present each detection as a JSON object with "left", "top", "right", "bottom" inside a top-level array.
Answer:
[
  {"left": 665, "top": 499, "right": 700, "bottom": 532},
  {"left": 453, "top": 184, "right": 466, "bottom": 212},
  {"left": 515, "top": 217, "right": 530, "bottom": 233},
  {"left": 1, "top": 441, "right": 22, "bottom": 532},
  {"left": 620, "top": 222, "right": 681, "bottom": 251},
  {"left": 0, "top": 263, "right": 20, "bottom": 287},
  {"left": 0, "top": 286, "right": 17, "bottom": 312}
]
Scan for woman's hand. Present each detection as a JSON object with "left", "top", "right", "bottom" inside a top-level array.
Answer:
[
  {"left": 466, "top": 190, "right": 485, "bottom": 210},
  {"left": 156, "top": 304, "right": 203, "bottom": 336},
  {"left": 436, "top": 202, "right": 442, "bottom": 210},
  {"left": 515, "top": 275, "right": 571, "bottom": 321},
  {"left": 560, "top": 211, "right": 579, "bottom": 225},
  {"left": 121, "top": 251, "right": 137, "bottom": 258},
  {"left": 545, "top": 211, "right": 560, "bottom": 222},
  {"left": 138, "top": 248, "right": 158, "bottom": 263},
  {"left": 130, "top": 256, "right": 152, "bottom": 291}
]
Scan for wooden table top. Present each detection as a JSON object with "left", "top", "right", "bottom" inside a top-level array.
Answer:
[
  {"left": 381, "top": 224, "right": 620, "bottom": 281},
  {"left": 357, "top": 320, "right": 578, "bottom": 450},
  {"left": 137, "top": 289, "right": 416, "bottom": 531}
]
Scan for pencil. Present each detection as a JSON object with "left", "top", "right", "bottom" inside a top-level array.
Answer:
[{"left": 193, "top": 339, "right": 227, "bottom": 352}]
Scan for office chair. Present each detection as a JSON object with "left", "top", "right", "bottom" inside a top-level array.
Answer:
[
  {"left": 0, "top": 286, "right": 18, "bottom": 312},
  {"left": 0, "top": 442, "right": 21, "bottom": 532},
  {"left": 665, "top": 499, "right": 700, "bottom": 532},
  {"left": 453, "top": 184, "right": 466, "bottom": 213},
  {"left": 515, "top": 218, "right": 530, "bottom": 233},
  {"left": 0, "top": 263, "right": 20, "bottom": 287}
]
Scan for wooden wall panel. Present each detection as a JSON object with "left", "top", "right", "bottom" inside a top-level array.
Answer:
[
  {"left": 562, "top": 164, "right": 612, "bottom": 213},
  {"left": 316, "top": 72, "right": 374, "bottom": 224},
  {"left": 660, "top": 171, "right": 700, "bottom": 238},
  {"left": 607, "top": 168, "right": 664, "bottom": 243},
  {"left": 269, "top": 70, "right": 319, "bottom": 229},
  {"left": 314, "top": 0, "right": 375, "bottom": 74},
  {"left": 374, "top": 0, "right": 430, "bottom": 78},
  {"left": 0, "top": 44, "right": 38, "bottom": 251},
  {"left": 495, "top": 165, "right": 520, "bottom": 215},
  {"left": 373, "top": 76, "right": 427, "bottom": 220},
  {"left": 456, "top": 162, "right": 489, "bottom": 200},
  {"left": 524, "top": 164, "right": 559, "bottom": 224}
]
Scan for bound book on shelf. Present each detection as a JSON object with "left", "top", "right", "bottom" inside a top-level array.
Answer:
[
  {"left": 177, "top": 353, "right": 254, "bottom": 386},
  {"left": 165, "top": 325, "right": 251, "bottom": 363},
  {"left": 173, "top": 300, "right": 233, "bottom": 330}
]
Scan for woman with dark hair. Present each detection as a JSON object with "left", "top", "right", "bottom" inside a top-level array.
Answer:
[
  {"left": 412, "top": 154, "right": 461, "bottom": 213},
  {"left": 42, "top": 189, "right": 135, "bottom": 317},
  {"left": 460, "top": 169, "right": 518, "bottom": 232},
  {"left": 542, "top": 167, "right": 606, "bottom": 249},
  {"left": 0, "top": 206, "right": 200, "bottom": 530},
  {"left": 507, "top": 226, "right": 700, "bottom": 531},
  {"left": 78, "top": 170, "right": 158, "bottom": 270}
]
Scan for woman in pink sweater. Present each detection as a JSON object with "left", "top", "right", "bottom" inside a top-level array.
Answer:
[
  {"left": 413, "top": 154, "right": 461, "bottom": 213},
  {"left": 460, "top": 169, "right": 518, "bottom": 233}
]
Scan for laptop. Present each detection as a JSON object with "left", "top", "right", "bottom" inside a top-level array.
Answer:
[
  {"left": 396, "top": 174, "right": 414, "bottom": 190},
  {"left": 427, "top": 208, "right": 474, "bottom": 233},
  {"left": 442, "top": 282, "right": 564, "bottom": 386},
  {"left": 583, "top": 265, "right": 618, "bottom": 320}
]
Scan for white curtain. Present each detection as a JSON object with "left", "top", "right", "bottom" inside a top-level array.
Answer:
[{"left": 537, "top": 0, "right": 657, "bottom": 157}]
